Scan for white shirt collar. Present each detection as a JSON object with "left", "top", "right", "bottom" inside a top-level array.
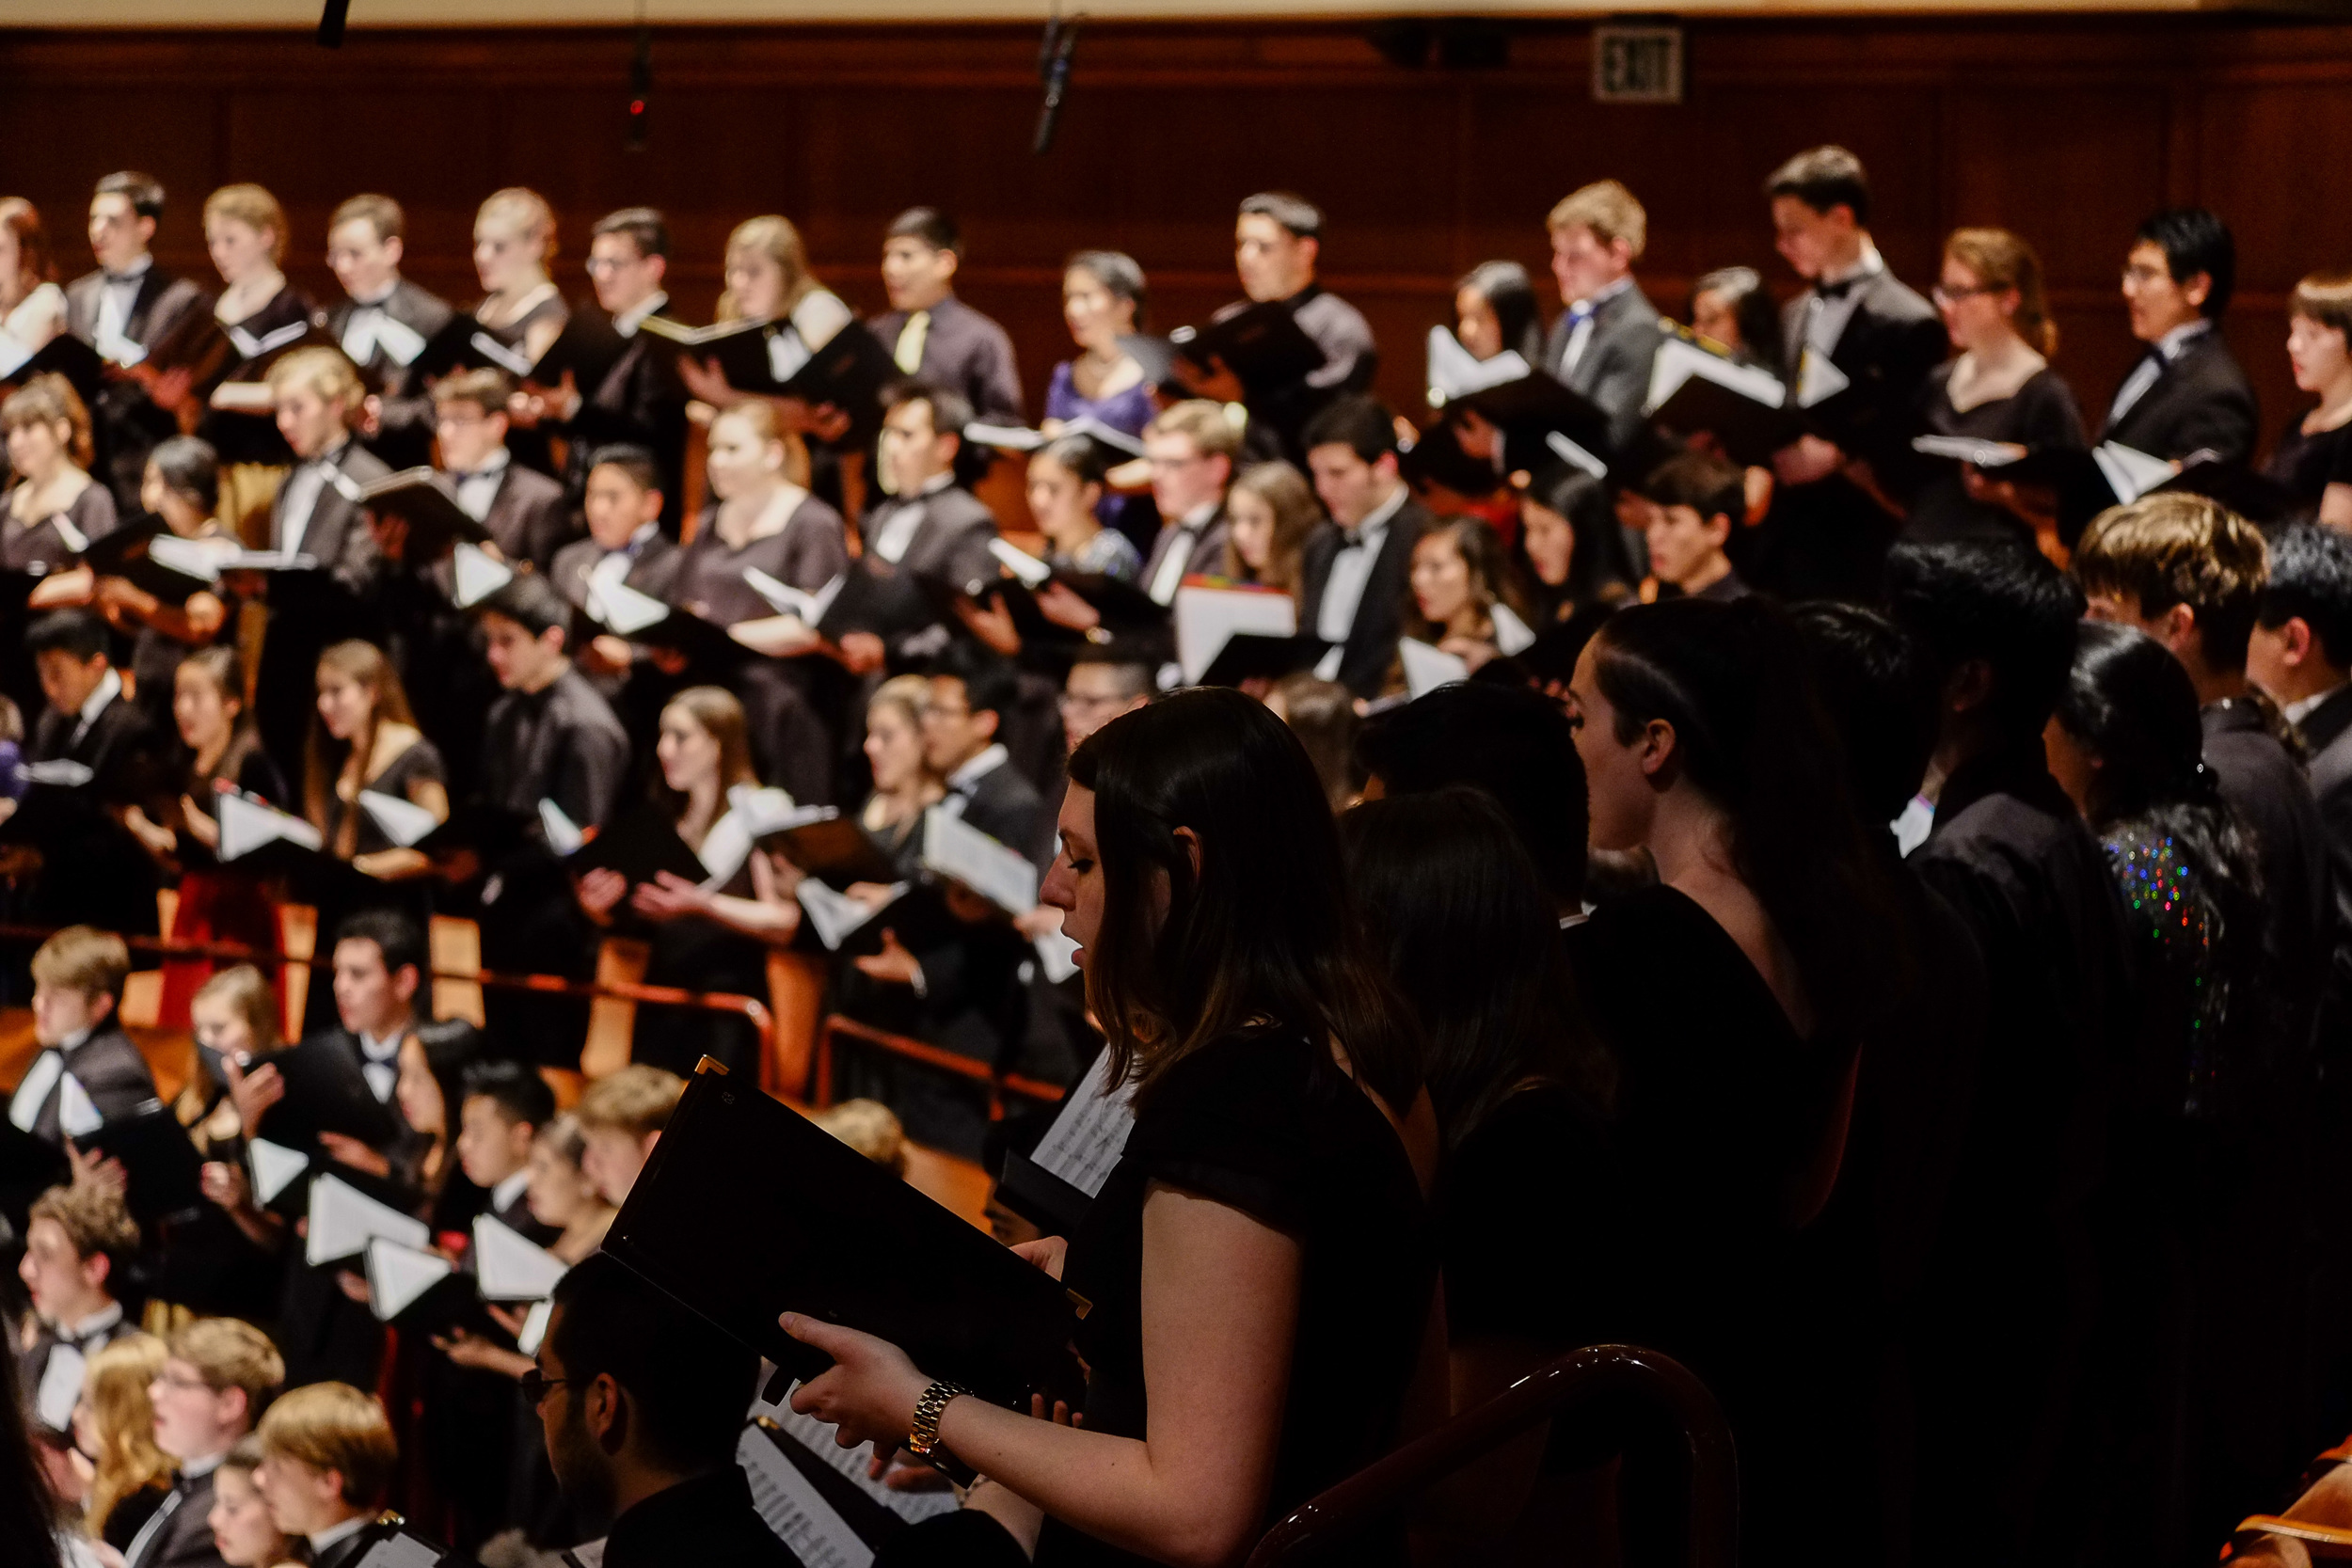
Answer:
[
  {"left": 59, "top": 1301, "right": 122, "bottom": 1340},
  {"left": 946, "top": 743, "right": 1009, "bottom": 794},
  {"left": 454, "top": 447, "right": 512, "bottom": 483},
  {"left": 1821, "top": 240, "right": 1886, "bottom": 290},
  {"left": 614, "top": 291, "right": 669, "bottom": 338},
  {"left": 1570, "top": 275, "right": 1635, "bottom": 313},
  {"left": 180, "top": 1449, "right": 228, "bottom": 1480},
  {"left": 1343, "top": 482, "right": 1409, "bottom": 541},
  {"left": 105, "top": 256, "right": 153, "bottom": 286},
  {"left": 1180, "top": 498, "right": 1221, "bottom": 531},
  {"left": 491, "top": 1168, "right": 532, "bottom": 1214},
  {"left": 56, "top": 1024, "right": 94, "bottom": 1053},
  {"left": 606, "top": 520, "right": 661, "bottom": 558},
  {"left": 349, "top": 280, "right": 399, "bottom": 309},
  {"left": 309, "top": 1515, "right": 370, "bottom": 1553},
  {"left": 917, "top": 471, "right": 955, "bottom": 499},
  {"left": 2285, "top": 684, "right": 2348, "bottom": 725},
  {"left": 358, "top": 1027, "right": 405, "bottom": 1063},
  {"left": 2155, "top": 317, "right": 2215, "bottom": 361},
  {"left": 77, "top": 668, "right": 122, "bottom": 729}
]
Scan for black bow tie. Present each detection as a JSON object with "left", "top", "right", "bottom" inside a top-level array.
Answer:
[
  {"left": 1815, "top": 277, "right": 1862, "bottom": 303},
  {"left": 1338, "top": 528, "right": 1374, "bottom": 551},
  {"left": 103, "top": 271, "right": 143, "bottom": 287}
]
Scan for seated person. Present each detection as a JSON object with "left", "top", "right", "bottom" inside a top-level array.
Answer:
[
  {"left": 1028, "top": 433, "right": 1140, "bottom": 581},
  {"left": 535, "top": 1253, "right": 805, "bottom": 1567},
  {"left": 453, "top": 1058, "right": 560, "bottom": 1244},
  {"left": 1299, "top": 396, "right": 1434, "bottom": 698},
  {"left": 837, "top": 380, "right": 1001, "bottom": 677},
  {"left": 27, "top": 607, "right": 159, "bottom": 804},
  {"left": 571, "top": 1065, "right": 683, "bottom": 1209},
  {"left": 1636, "top": 450, "right": 1752, "bottom": 602},
  {"left": 430, "top": 367, "right": 572, "bottom": 570},
  {"left": 477, "top": 572, "right": 632, "bottom": 832},
  {"left": 250, "top": 1383, "right": 399, "bottom": 1568},
  {"left": 12, "top": 1182, "right": 140, "bottom": 1444},
  {"left": 1180, "top": 191, "right": 1376, "bottom": 462},
  {"left": 142, "top": 1317, "right": 287, "bottom": 1568},
  {"left": 7, "top": 926, "right": 155, "bottom": 1147}
]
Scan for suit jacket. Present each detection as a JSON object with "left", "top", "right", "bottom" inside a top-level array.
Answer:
[
  {"left": 2099, "top": 325, "right": 2261, "bottom": 466},
  {"left": 867, "top": 294, "right": 1024, "bottom": 423},
  {"left": 326, "top": 279, "right": 457, "bottom": 473},
  {"left": 64, "top": 264, "right": 215, "bottom": 510},
  {"left": 272, "top": 440, "right": 392, "bottom": 600},
  {"left": 1543, "top": 281, "right": 1662, "bottom": 452},
  {"left": 602, "top": 1468, "right": 808, "bottom": 1568},
  {"left": 31, "top": 686, "right": 161, "bottom": 810},
  {"left": 2301, "top": 685, "right": 2352, "bottom": 1015},
  {"left": 1779, "top": 267, "right": 1947, "bottom": 473},
  {"left": 13, "top": 1024, "right": 156, "bottom": 1147},
  {"left": 16, "top": 1309, "right": 141, "bottom": 1438},
  {"left": 1140, "top": 505, "right": 1232, "bottom": 594},
  {"left": 1297, "top": 496, "right": 1434, "bottom": 699},
  {"left": 850, "top": 484, "right": 1001, "bottom": 665},
  {"left": 564, "top": 306, "right": 691, "bottom": 531},
  {"left": 2204, "top": 697, "right": 2331, "bottom": 1054},
  {"left": 123, "top": 1465, "right": 227, "bottom": 1568},
  {"left": 481, "top": 461, "right": 574, "bottom": 569},
  {"left": 549, "top": 531, "right": 685, "bottom": 611}
]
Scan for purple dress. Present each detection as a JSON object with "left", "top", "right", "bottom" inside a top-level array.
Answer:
[{"left": 1046, "top": 359, "right": 1157, "bottom": 546}]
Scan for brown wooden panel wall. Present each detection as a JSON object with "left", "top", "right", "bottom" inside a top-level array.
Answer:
[{"left": 1, "top": 15, "right": 2349, "bottom": 459}]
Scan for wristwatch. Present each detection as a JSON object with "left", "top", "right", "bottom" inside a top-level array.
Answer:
[{"left": 908, "top": 1380, "right": 974, "bottom": 1456}]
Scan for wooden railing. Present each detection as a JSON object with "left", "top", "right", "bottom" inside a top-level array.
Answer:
[{"left": 814, "top": 1013, "right": 1067, "bottom": 1120}]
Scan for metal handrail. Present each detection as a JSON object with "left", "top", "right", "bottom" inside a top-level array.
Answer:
[
  {"left": 1244, "top": 1343, "right": 1738, "bottom": 1568},
  {"left": 0, "top": 922, "right": 775, "bottom": 1052},
  {"left": 815, "top": 1013, "right": 1068, "bottom": 1119}
]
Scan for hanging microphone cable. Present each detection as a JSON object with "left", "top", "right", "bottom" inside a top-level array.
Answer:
[
  {"left": 1034, "top": 1, "right": 1080, "bottom": 156},
  {"left": 318, "top": 0, "right": 350, "bottom": 48}
]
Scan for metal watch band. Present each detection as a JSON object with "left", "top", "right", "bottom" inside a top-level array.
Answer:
[{"left": 907, "top": 1380, "right": 973, "bottom": 1455}]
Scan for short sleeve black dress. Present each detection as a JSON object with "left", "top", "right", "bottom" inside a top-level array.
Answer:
[
  {"left": 2263, "top": 411, "right": 2352, "bottom": 520},
  {"left": 1906, "top": 363, "right": 2088, "bottom": 548},
  {"left": 1036, "top": 1028, "right": 1436, "bottom": 1568}
]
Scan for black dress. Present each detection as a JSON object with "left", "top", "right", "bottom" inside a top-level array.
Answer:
[
  {"left": 325, "top": 736, "right": 448, "bottom": 859},
  {"left": 1, "top": 479, "right": 117, "bottom": 571},
  {"left": 2263, "top": 410, "right": 2352, "bottom": 520},
  {"left": 1438, "top": 1080, "right": 1621, "bottom": 1354},
  {"left": 1570, "top": 884, "right": 1863, "bottom": 1567},
  {"left": 1037, "top": 1028, "right": 1434, "bottom": 1568},
  {"left": 1908, "top": 362, "right": 2087, "bottom": 547},
  {"left": 199, "top": 285, "right": 319, "bottom": 467}
]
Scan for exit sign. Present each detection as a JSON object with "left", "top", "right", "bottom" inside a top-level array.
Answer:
[{"left": 1593, "top": 24, "right": 1684, "bottom": 103}]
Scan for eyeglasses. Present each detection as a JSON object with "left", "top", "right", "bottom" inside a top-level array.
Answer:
[
  {"left": 520, "top": 1369, "right": 571, "bottom": 1406},
  {"left": 2121, "top": 263, "right": 2170, "bottom": 288},
  {"left": 584, "top": 256, "right": 644, "bottom": 277}
]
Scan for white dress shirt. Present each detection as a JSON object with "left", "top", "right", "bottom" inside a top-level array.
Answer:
[
  {"left": 451, "top": 448, "right": 512, "bottom": 524},
  {"left": 357, "top": 1028, "right": 404, "bottom": 1103},
  {"left": 1804, "top": 241, "right": 1887, "bottom": 357},
  {"left": 491, "top": 1167, "right": 532, "bottom": 1215},
  {"left": 277, "top": 440, "right": 353, "bottom": 558},
  {"left": 94, "top": 257, "right": 152, "bottom": 361},
  {"left": 1314, "top": 482, "right": 1409, "bottom": 662},
  {"left": 69, "top": 668, "right": 122, "bottom": 751},
  {"left": 1557, "top": 276, "right": 1634, "bottom": 379},
  {"left": 941, "top": 743, "right": 1010, "bottom": 819},
  {"left": 1148, "top": 499, "right": 1222, "bottom": 607},
  {"left": 871, "top": 472, "right": 955, "bottom": 565},
  {"left": 2107, "top": 318, "right": 2215, "bottom": 427}
]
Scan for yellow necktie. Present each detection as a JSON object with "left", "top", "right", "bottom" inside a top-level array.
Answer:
[{"left": 894, "top": 309, "right": 930, "bottom": 375}]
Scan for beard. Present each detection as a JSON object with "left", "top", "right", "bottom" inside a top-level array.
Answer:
[{"left": 548, "top": 1395, "right": 617, "bottom": 1526}]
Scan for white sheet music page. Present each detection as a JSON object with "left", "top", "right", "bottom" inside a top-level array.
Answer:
[
  {"left": 755, "top": 1396, "right": 960, "bottom": 1525},
  {"left": 736, "top": 1424, "right": 875, "bottom": 1568},
  {"left": 1029, "top": 1046, "right": 1138, "bottom": 1199}
]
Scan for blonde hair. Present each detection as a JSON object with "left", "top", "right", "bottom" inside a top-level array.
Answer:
[
  {"left": 32, "top": 925, "right": 130, "bottom": 1001},
  {"left": 574, "top": 1064, "right": 684, "bottom": 1140},
  {"left": 202, "top": 183, "right": 287, "bottom": 265},
  {"left": 2, "top": 372, "right": 93, "bottom": 469},
  {"left": 2291, "top": 268, "right": 2352, "bottom": 342},
  {"left": 811, "top": 1099, "right": 907, "bottom": 1176},
  {"left": 1946, "top": 227, "right": 2057, "bottom": 357},
  {"left": 84, "top": 1334, "right": 173, "bottom": 1541},
  {"left": 304, "top": 641, "right": 420, "bottom": 858},
  {"left": 1548, "top": 179, "right": 1647, "bottom": 262},
  {"left": 192, "top": 964, "right": 282, "bottom": 1054},
  {"left": 257, "top": 1383, "right": 397, "bottom": 1508},
  {"left": 167, "top": 1316, "right": 285, "bottom": 1417},
  {"left": 867, "top": 673, "right": 931, "bottom": 733},
  {"left": 1144, "top": 399, "right": 1242, "bottom": 462},
  {"left": 719, "top": 214, "right": 820, "bottom": 321},
  {"left": 708, "top": 401, "right": 811, "bottom": 489},
  {"left": 265, "top": 347, "right": 364, "bottom": 413},
  {"left": 477, "top": 187, "right": 557, "bottom": 260}
]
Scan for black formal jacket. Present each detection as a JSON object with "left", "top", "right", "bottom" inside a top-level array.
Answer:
[
  {"left": 1140, "top": 505, "right": 1232, "bottom": 599},
  {"left": 16, "top": 1307, "right": 141, "bottom": 1438},
  {"left": 2301, "top": 685, "right": 2352, "bottom": 1018},
  {"left": 13, "top": 1023, "right": 157, "bottom": 1147},
  {"left": 31, "top": 680, "right": 162, "bottom": 810},
  {"left": 550, "top": 531, "right": 685, "bottom": 611},
  {"left": 850, "top": 483, "right": 1002, "bottom": 667},
  {"left": 868, "top": 294, "right": 1025, "bottom": 424},
  {"left": 64, "top": 263, "right": 215, "bottom": 510},
  {"left": 326, "top": 279, "right": 458, "bottom": 473},
  {"left": 271, "top": 439, "right": 392, "bottom": 599},
  {"left": 480, "top": 460, "right": 574, "bottom": 570},
  {"left": 481, "top": 666, "right": 632, "bottom": 830},
  {"left": 1297, "top": 495, "right": 1435, "bottom": 700},
  {"left": 2099, "top": 324, "right": 2261, "bottom": 466},
  {"left": 122, "top": 1465, "right": 227, "bottom": 1568},
  {"left": 603, "top": 1468, "right": 808, "bottom": 1568},
  {"left": 1543, "top": 280, "right": 1662, "bottom": 452},
  {"left": 564, "top": 302, "right": 691, "bottom": 531},
  {"left": 2202, "top": 695, "right": 2331, "bottom": 1056},
  {"left": 1779, "top": 267, "right": 1947, "bottom": 474}
]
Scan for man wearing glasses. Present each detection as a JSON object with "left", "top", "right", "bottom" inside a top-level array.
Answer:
[
  {"left": 135, "top": 1319, "right": 285, "bottom": 1568},
  {"left": 1138, "top": 399, "right": 1241, "bottom": 608},
  {"left": 2102, "top": 207, "right": 2259, "bottom": 467},
  {"left": 532, "top": 1253, "right": 807, "bottom": 1568}
]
